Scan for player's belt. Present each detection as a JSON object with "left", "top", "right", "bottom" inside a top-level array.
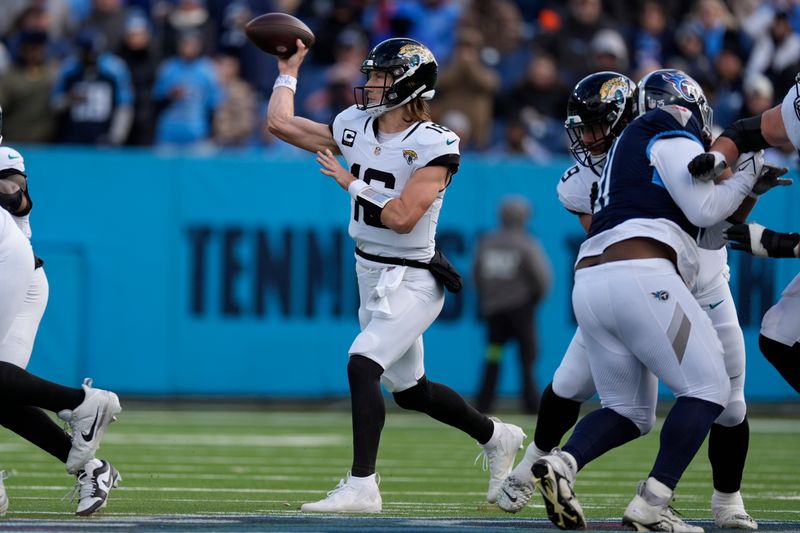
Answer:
[
  {"left": 355, "top": 247, "right": 463, "bottom": 293},
  {"left": 354, "top": 247, "right": 429, "bottom": 269}
]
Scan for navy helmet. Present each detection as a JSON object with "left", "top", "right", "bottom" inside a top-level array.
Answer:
[
  {"left": 637, "top": 69, "right": 713, "bottom": 143},
  {"left": 565, "top": 71, "right": 637, "bottom": 171}
]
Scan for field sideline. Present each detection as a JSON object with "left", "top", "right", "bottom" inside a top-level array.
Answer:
[{"left": 0, "top": 408, "right": 796, "bottom": 532}]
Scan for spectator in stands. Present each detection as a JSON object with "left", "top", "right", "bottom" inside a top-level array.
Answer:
[
  {"left": 155, "top": 0, "right": 216, "bottom": 59},
  {"left": 118, "top": 12, "right": 159, "bottom": 145},
  {"left": 0, "top": 30, "right": 59, "bottom": 144},
  {"left": 459, "top": 0, "right": 524, "bottom": 57},
  {"left": 747, "top": 10, "right": 800, "bottom": 97},
  {"left": 153, "top": 29, "right": 222, "bottom": 147},
  {"left": 303, "top": 28, "right": 368, "bottom": 124},
  {"left": 51, "top": 28, "right": 133, "bottom": 145},
  {"left": 473, "top": 196, "right": 552, "bottom": 414},
  {"left": 711, "top": 31, "right": 745, "bottom": 129},
  {"left": 503, "top": 54, "right": 569, "bottom": 122},
  {"left": 6, "top": 6, "right": 73, "bottom": 61},
  {"left": 434, "top": 29, "right": 499, "bottom": 150},
  {"left": 535, "top": 0, "right": 614, "bottom": 85},
  {"left": 213, "top": 52, "right": 256, "bottom": 146},
  {"left": 632, "top": 0, "right": 674, "bottom": 71},
  {"left": 83, "top": 0, "right": 130, "bottom": 54},
  {"left": 667, "top": 21, "right": 713, "bottom": 87},
  {"left": 589, "top": 29, "right": 629, "bottom": 75},
  {"left": 692, "top": 0, "right": 735, "bottom": 61}
]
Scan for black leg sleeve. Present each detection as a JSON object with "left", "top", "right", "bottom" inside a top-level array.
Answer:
[
  {"left": 348, "top": 355, "right": 385, "bottom": 477},
  {"left": 534, "top": 383, "right": 583, "bottom": 452},
  {"left": 0, "top": 406, "right": 71, "bottom": 463},
  {"left": 394, "top": 376, "right": 494, "bottom": 444},
  {"left": 708, "top": 418, "right": 749, "bottom": 493},
  {"left": 0, "top": 362, "right": 84, "bottom": 412},
  {"left": 759, "top": 334, "right": 800, "bottom": 393}
]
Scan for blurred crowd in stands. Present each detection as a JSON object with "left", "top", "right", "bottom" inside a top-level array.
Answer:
[{"left": 1, "top": 0, "right": 799, "bottom": 162}]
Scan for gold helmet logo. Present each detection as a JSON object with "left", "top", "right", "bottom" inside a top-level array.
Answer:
[
  {"left": 599, "top": 77, "right": 632, "bottom": 104},
  {"left": 398, "top": 44, "right": 435, "bottom": 67}
]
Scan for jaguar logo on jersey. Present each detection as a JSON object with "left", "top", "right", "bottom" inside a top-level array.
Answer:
[
  {"left": 599, "top": 77, "right": 630, "bottom": 104},
  {"left": 660, "top": 71, "right": 700, "bottom": 103},
  {"left": 402, "top": 149, "right": 418, "bottom": 165},
  {"left": 342, "top": 128, "right": 357, "bottom": 147},
  {"left": 651, "top": 290, "right": 669, "bottom": 301}
]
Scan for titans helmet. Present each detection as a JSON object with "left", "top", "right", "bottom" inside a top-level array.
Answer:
[
  {"left": 637, "top": 69, "right": 713, "bottom": 142},
  {"left": 565, "top": 71, "right": 637, "bottom": 171},
  {"left": 354, "top": 38, "right": 437, "bottom": 118}
]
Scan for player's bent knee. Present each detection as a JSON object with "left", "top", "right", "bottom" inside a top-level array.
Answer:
[
  {"left": 614, "top": 407, "right": 655, "bottom": 435},
  {"left": 349, "top": 331, "right": 381, "bottom": 359},
  {"left": 552, "top": 372, "right": 595, "bottom": 403},
  {"left": 347, "top": 354, "right": 384, "bottom": 382},
  {"left": 715, "top": 400, "right": 746, "bottom": 427},
  {"left": 392, "top": 377, "right": 430, "bottom": 411}
]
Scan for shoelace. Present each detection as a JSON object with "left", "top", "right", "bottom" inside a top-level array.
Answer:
[
  {"left": 474, "top": 447, "right": 496, "bottom": 472},
  {"left": 325, "top": 473, "right": 380, "bottom": 498},
  {"left": 63, "top": 471, "right": 94, "bottom": 503}
]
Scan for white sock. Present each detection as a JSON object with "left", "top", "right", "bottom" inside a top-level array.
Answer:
[
  {"left": 483, "top": 419, "right": 502, "bottom": 447},
  {"left": 513, "top": 443, "right": 548, "bottom": 475},
  {"left": 349, "top": 473, "right": 377, "bottom": 487},
  {"left": 712, "top": 489, "right": 744, "bottom": 509},
  {"left": 82, "top": 458, "right": 103, "bottom": 473}
]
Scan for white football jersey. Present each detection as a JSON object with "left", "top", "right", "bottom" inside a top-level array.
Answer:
[
  {"left": 557, "top": 162, "right": 599, "bottom": 215},
  {"left": 332, "top": 105, "right": 460, "bottom": 261},
  {"left": 761, "top": 272, "right": 800, "bottom": 346},
  {"left": 0, "top": 146, "right": 30, "bottom": 239}
]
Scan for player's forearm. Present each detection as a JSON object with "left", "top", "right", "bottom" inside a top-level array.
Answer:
[
  {"left": 380, "top": 200, "right": 420, "bottom": 234},
  {"left": 266, "top": 86, "right": 297, "bottom": 139}
]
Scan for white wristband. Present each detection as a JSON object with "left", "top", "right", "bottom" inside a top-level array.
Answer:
[
  {"left": 348, "top": 180, "right": 368, "bottom": 200},
  {"left": 273, "top": 74, "right": 297, "bottom": 94}
]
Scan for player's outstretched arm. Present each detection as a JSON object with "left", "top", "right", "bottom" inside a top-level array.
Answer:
[
  {"left": 266, "top": 39, "right": 339, "bottom": 154},
  {"left": 725, "top": 223, "right": 800, "bottom": 258}
]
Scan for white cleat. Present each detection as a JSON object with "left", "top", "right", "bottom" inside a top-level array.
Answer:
[
  {"left": 623, "top": 477, "right": 704, "bottom": 532},
  {"left": 713, "top": 506, "right": 758, "bottom": 530},
  {"left": 0, "top": 471, "right": 8, "bottom": 515},
  {"left": 58, "top": 378, "right": 122, "bottom": 474},
  {"left": 300, "top": 473, "right": 381, "bottom": 513},
  {"left": 476, "top": 418, "right": 525, "bottom": 503},
  {"left": 532, "top": 448, "right": 585, "bottom": 530},
  {"left": 74, "top": 459, "right": 122, "bottom": 516},
  {"left": 497, "top": 470, "right": 535, "bottom": 513}
]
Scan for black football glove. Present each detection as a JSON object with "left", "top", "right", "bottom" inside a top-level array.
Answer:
[
  {"left": 688, "top": 151, "right": 727, "bottom": 181},
  {"left": 725, "top": 223, "right": 800, "bottom": 258},
  {"left": 750, "top": 162, "right": 792, "bottom": 196}
]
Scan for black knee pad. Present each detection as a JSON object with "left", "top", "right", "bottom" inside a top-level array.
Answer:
[
  {"left": 393, "top": 376, "right": 431, "bottom": 411},
  {"left": 347, "top": 355, "right": 384, "bottom": 382}
]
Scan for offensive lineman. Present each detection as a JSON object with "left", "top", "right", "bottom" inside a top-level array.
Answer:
[
  {"left": 688, "top": 76, "right": 800, "bottom": 395},
  {"left": 266, "top": 38, "right": 524, "bottom": 512},
  {"left": 530, "top": 70, "right": 770, "bottom": 532},
  {"left": 0, "top": 107, "right": 121, "bottom": 515},
  {"left": 497, "top": 72, "right": 757, "bottom": 529}
]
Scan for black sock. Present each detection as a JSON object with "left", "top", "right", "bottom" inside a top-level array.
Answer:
[
  {"left": 534, "top": 383, "right": 583, "bottom": 452},
  {"left": 759, "top": 334, "right": 800, "bottom": 393},
  {"left": 394, "top": 376, "right": 494, "bottom": 444},
  {"left": 348, "top": 355, "right": 385, "bottom": 478},
  {"left": 650, "top": 396, "right": 724, "bottom": 490},
  {"left": 709, "top": 417, "right": 749, "bottom": 493},
  {"left": 0, "top": 406, "right": 71, "bottom": 463},
  {"left": 0, "top": 362, "right": 84, "bottom": 412},
  {"left": 561, "top": 407, "right": 640, "bottom": 470}
]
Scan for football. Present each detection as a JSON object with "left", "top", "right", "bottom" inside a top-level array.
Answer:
[{"left": 244, "top": 13, "right": 315, "bottom": 58}]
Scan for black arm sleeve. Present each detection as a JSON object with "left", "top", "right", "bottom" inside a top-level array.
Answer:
[{"left": 722, "top": 115, "right": 770, "bottom": 153}]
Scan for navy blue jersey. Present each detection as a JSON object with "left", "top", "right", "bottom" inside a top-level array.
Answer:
[{"left": 588, "top": 105, "right": 705, "bottom": 240}]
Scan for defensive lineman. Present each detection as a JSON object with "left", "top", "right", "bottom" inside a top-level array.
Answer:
[
  {"left": 498, "top": 72, "right": 757, "bottom": 529},
  {"left": 267, "top": 38, "right": 523, "bottom": 512}
]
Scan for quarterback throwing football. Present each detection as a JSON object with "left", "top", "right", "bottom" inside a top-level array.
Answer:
[{"left": 267, "top": 38, "right": 523, "bottom": 512}]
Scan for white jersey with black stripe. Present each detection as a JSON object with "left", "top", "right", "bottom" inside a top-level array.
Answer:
[
  {"left": 557, "top": 162, "right": 599, "bottom": 216},
  {"left": 0, "top": 146, "right": 30, "bottom": 239},
  {"left": 332, "top": 105, "right": 460, "bottom": 262}
]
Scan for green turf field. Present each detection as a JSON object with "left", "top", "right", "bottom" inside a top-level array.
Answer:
[{"left": 0, "top": 408, "right": 797, "bottom": 531}]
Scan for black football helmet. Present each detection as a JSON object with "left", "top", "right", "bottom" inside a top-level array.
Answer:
[
  {"left": 565, "top": 71, "right": 637, "bottom": 171},
  {"left": 637, "top": 69, "right": 713, "bottom": 143},
  {"left": 354, "top": 38, "right": 437, "bottom": 117}
]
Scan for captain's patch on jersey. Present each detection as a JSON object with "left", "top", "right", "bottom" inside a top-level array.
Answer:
[{"left": 342, "top": 128, "right": 357, "bottom": 147}]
